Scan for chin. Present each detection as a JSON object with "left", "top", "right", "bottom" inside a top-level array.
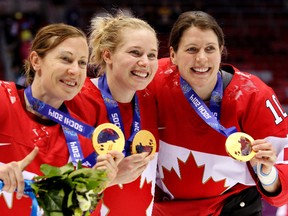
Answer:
[
  {"left": 64, "top": 94, "right": 76, "bottom": 101},
  {"left": 136, "top": 85, "right": 147, "bottom": 91},
  {"left": 68, "top": 96, "right": 76, "bottom": 101}
]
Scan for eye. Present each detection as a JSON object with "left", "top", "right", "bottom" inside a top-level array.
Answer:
[
  {"left": 130, "top": 50, "right": 141, "bottom": 56},
  {"left": 148, "top": 52, "right": 157, "bottom": 60},
  {"left": 186, "top": 47, "right": 198, "bottom": 54},
  {"left": 60, "top": 56, "right": 72, "bottom": 63},
  {"left": 79, "top": 60, "right": 87, "bottom": 68},
  {"left": 205, "top": 46, "right": 216, "bottom": 53},
  {"left": 79, "top": 60, "right": 87, "bottom": 66}
]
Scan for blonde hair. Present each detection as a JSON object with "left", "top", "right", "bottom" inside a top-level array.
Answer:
[{"left": 89, "top": 12, "right": 157, "bottom": 75}]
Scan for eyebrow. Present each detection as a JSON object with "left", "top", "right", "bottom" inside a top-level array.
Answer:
[
  {"left": 59, "top": 50, "right": 72, "bottom": 55},
  {"left": 59, "top": 50, "right": 88, "bottom": 59}
]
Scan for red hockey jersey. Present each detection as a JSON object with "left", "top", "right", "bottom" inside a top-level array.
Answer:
[
  {"left": 0, "top": 81, "right": 95, "bottom": 216},
  {"left": 67, "top": 77, "right": 159, "bottom": 216},
  {"left": 148, "top": 58, "right": 288, "bottom": 216}
]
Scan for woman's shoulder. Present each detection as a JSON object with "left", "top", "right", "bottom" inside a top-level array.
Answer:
[
  {"left": 152, "top": 57, "right": 180, "bottom": 86},
  {"left": 234, "top": 70, "right": 269, "bottom": 88},
  {"left": 224, "top": 65, "right": 273, "bottom": 98},
  {"left": 82, "top": 77, "right": 100, "bottom": 93},
  {"left": 0, "top": 81, "right": 24, "bottom": 122},
  {"left": 222, "top": 64, "right": 269, "bottom": 88},
  {"left": 73, "top": 78, "right": 102, "bottom": 102},
  {"left": 0, "top": 81, "right": 21, "bottom": 102},
  {"left": 0, "top": 80, "right": 17, "bottom": 92},
  {"left": 157, "top": 57, "right": 177, "bottom": 74}
]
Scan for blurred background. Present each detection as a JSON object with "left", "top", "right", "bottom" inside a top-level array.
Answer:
[{"left": 0, "top": 0, "right": 287, "bottom": 110}]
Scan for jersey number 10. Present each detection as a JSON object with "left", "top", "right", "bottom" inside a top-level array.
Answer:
[{"left": 266, "top": 95, "right": 287, "bottom": 125}]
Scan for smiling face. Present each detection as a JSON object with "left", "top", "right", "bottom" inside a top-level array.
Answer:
[
  {"left": 170, "top": 26, "right": 223, "bottom": 99},
  {"left": 104, "top": 28, "right": 158, "bottom": 102},
  {"left": 31, "top": 37, "right": 89, "bottom": 107}
]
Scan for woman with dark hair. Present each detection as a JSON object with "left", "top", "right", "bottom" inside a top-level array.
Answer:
[{"left": 150, "top": 11, "right": 288, "bottom": 215}]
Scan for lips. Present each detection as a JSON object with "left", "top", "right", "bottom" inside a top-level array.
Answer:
[
  {"left": 62, "top": 80, "right": 77, "bottom": 87},
  {"left": 132, "top": 70, "right": 149, "bottom": 78},
  {"left": 191, "top": 67, "right": 210, "bottom": 73}
]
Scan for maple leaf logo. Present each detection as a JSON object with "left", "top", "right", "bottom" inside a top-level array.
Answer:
[
  {"left": 102, "top": 177, "right": 153, "bottom": 216},
  {"left": 162, "top": 152, "right": 228, "bottom": 199},
  {"left": 0, "top": 193, "right": 32, "bottom": 216}
]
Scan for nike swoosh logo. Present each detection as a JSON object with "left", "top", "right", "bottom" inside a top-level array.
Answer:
[{"left": 0, "top": 143, "right": 11, "bottom": 146}]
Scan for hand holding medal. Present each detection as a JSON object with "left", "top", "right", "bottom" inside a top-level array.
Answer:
[{"left": 225, "top": 132, "right": 256, "bottom": 162}]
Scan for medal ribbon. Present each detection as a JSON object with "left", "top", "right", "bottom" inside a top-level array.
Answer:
[
  {"left": 98, "top": 74, "right": 141, "bottom": 156},
  {"left": 3, "top": 87, "right": 103, "bottom": 215},
  {"left": 180, "top": 72, "right": 237, "bottom": 137},
  {"left": 24, "top": 86, "right": 96, "bottom": 166}
]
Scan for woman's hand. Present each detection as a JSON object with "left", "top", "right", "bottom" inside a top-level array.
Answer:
[
  {"left": 250, "top": 139, "right": 280, "bottom": 193},
  {"left": 250, "top": 139, "right": 277, "bottom": 173},
  {"left": 111, "top": 152, "right": 155, "bottom": 185},
  {"left": 93, "top": 150, "right": 124, "bottom": 187},
  {"left": 0, "top": 146, "right": 39, "bottom": 199}
]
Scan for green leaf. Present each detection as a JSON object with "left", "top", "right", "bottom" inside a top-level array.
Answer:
[
  {"left": 31, "top": 162, "right": 108, "bottom": 216},
  {"left": 68, "top": 168, "right": 93, "bottom": 179},
  {"left": 76, "top": 160, "right": 83, "bottom": 170},
  {"left": 39, "top": 162, "right": 75, "bottom": 177},
  {"left": 40, "top": 188, "right": 64, "bottom": 212},
  {"left": 59, "top": 162, "right": 75, "bottom": 175},
  {"left": 50, "top": 212, "right": 64, "bottom": 216},
  {"left": 67, "top": 190, "right": 76, "bottom": 208},
  {"left": 40, "top": 164, "right": 62, "bottom": 176}
]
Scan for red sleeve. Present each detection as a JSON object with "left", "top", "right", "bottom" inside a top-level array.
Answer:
[
  {"left": 257, "top": 164, "right": 288, "bottom": 206},
  {"left": 231, "top": 74, "right": 288, "bottom": 206},
  {"left": 222, "top": 71, "right": 287, "bottom": 139}
]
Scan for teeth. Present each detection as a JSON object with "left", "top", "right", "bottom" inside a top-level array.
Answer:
[
  {"left": 193, "top": 68, "right": 209, "bottom": 73},
  {"left": 64, "top": 81, "right": 76, "bottom": 86},
  {"left": 132, "top": 71, "right": 149, "bottom": 78}
]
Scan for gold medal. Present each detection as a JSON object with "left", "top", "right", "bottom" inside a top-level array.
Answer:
[
  {"left": 225, "top": 132, "right": 256, "bottom": 162},
  {"left": 92, "top": 123, "right": 125, "bottom": 155},
  {"left": 131, "top": 130, "right": 157, "bottom": 156}
]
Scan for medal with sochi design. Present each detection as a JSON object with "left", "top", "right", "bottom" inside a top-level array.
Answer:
[
  {"left": 225, "top": 132, "right": 256, "bottom": 162},
  {"left": 92, "top": 123, "right": 125, "bottom": 155},
  {"left": 131, "top": 130, "right": 156, "bottom": 156}
]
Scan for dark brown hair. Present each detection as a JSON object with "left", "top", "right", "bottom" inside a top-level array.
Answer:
[{"left": 169, "top": 11, "right": 225, "bottom": 53}]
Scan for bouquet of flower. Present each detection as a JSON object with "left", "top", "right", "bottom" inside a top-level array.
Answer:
[{"left": 31, "top": 161, "right": 107, "bottom": 216}]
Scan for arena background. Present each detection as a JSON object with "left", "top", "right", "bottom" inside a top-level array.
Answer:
[{"left": 0, "top": 0, "right": 287, "bottom": 111}]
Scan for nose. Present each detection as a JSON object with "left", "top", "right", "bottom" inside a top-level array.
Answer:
[
  {"left": 195, "top": 50, "right": 207, "bottom": 62},
  {"left": 138, "top": 55, "right": 149, "bottom": 68},
  {"left": 67, "top": 62, "right": 81, "bottom": 75}
]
